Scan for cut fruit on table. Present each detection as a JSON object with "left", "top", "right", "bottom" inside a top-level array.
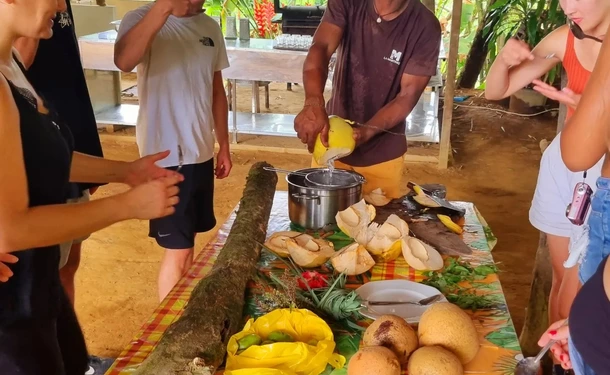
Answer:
[
  {"left": 365, "top": 214, "right": 409, "bottom": 262},
  {"left": 286, "top": 236, "right": 335, "bottom": 268},
  {"left": 401, "top": 237, "right": 444, "bottom": 271},
  {"left": 330, "top": 242, "right": 375, "bottom": 276},
  {"left": 335, "top": 199, "right": 376, "bottom": 240},
  {"left": 364, "top": 187, "right": 392, "bottom": 206},
  {"left": 264, "top": 231, "right": 307, "bottom": 258}
]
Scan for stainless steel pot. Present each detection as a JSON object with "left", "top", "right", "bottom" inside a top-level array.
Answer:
[{"left": 287, "top": 168, "right": 363, "bottom": 229}]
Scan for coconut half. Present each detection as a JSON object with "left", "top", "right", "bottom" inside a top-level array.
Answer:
[
  {"left": 312, "top": 116, "right": 356, "bottom": 165},
  {"left": 401, "top": 237, "right": 444, "bottom": 271},
  {"left": 365, "top": 215, "right": 409, "bottom": 262},
  {"left": 264, "top": 231, "right": 311, "bottom": 258},
  {"left": 364, "top": 188, "right": 392, "bottom": 207},
  {"left": 330, "top": 243, "right": 376, "bottom": 276},
  {"left": 336, "top": 199, "right": 376, "bottom": 239},
  {"left": 287, "top": 237, "right": 335, "bottom": 268}
]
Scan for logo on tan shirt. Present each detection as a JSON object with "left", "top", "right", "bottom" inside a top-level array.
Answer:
[{"left": 384, "top": 49, "right": 402, "bottom": 65}]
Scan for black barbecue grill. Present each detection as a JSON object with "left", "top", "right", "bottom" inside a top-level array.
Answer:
[{"left": 272, "top": 0, "right": 325, "bottom": 36}]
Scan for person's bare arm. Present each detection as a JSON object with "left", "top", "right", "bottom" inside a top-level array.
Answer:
[
  {"left": 114, "top": 3, "right": 172, "bottom": 72},
  {"left": 70, "top": 152, "right": 129, "bottom": 184},
  {"left": 0, "top": 76, "right": 132, "bottom": 253},
  {"left": 355, "top": 74, "right": 430, "bottom": 144},
  {"left": 212, "top": 71, "right": 229, "bottom": 151},
  {"left": 295, "top": 22, "right": 344, "bottom": 149},
  {"left": 485, "top": 27, "right": 566, "bottom": 100},
  {"left": 560, "top": 26, "right": 610, "bottom": 172},
  {"left": 302, "top": 22, "right": 343, "bottom": 107},
  {"left": 12, "top": 38, "right": 39, "bottom": 69}
]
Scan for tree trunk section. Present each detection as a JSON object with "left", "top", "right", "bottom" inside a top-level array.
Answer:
[
  {"left": 519, "top": 232, "right": 552, "bottom": 373},
  {"left": 457, "top": 0, "right": 500, "bottom": 88},
  {"left": 133, "top": 162, "right": 278, "bottom": 375}
]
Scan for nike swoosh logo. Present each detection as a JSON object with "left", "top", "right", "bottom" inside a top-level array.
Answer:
[{"left": 158, "top": 233, "right": 171, "bottom": 237}]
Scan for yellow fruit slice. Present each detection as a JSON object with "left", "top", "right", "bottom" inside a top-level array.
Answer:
[
  {"left": 312, "top": 116, "right": 356, "bottom": 165},
  {"left": 437, "top": 214, "right": 463, "bottom": 234}
]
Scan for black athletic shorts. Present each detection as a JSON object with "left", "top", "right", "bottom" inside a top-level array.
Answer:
[
  {"left": 0, "top": 291, "right": 89, "bottom": 375},
  {"left": 149, "top": 158, "right": 216, "bottom": 249}
]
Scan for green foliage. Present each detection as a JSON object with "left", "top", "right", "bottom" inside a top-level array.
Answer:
[{"left": 483, "top": 0, "right": 565, "bottom": 84}]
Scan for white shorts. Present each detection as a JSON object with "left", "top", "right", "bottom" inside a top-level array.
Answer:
[
  {"left": 529, "top": 133, "right": 603, "bottom": 238},
  {"left": 59, "top": 190, "right": 91, "bottom": 269}
]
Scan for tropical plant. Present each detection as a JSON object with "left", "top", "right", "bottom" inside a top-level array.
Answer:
[{"left": 483, "top": 0, "right": 565, "bottom": 85}]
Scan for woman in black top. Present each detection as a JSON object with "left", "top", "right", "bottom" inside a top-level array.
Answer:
[
  {"left": 539, "top": 256, "right": 610, "bottom": 374},
  {"left": 0, "top": 0, "right": 184, "bottom": 373}
]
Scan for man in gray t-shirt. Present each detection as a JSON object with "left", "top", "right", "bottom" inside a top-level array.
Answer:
[
  {"left": 115, "top": 0, "right": 231, "bottom": 301},
  {"left": 295, "top": 0, "right": 441, "bottom": 200}
]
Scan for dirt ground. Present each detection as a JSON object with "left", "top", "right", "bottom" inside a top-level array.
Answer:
[{"left": 78, "top": 82, "right": 558, "bottom": 357}]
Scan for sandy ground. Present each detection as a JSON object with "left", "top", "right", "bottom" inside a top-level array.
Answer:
[{"left": 77, "top": 81, "right": 558, "bottom": 357}]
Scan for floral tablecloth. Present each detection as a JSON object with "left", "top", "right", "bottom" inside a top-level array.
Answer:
[{"left": 105, "top": 191, "right": 521, "bottom": 375}]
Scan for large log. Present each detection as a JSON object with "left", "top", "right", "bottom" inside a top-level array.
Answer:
[
  {"left": 519, "top": 232, "right": 552, "bottom": 374},
  {"left": 133, "top": 162, "right": 278, "bottom": 375}
]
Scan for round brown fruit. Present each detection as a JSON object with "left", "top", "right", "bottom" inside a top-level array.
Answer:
[
  {"left": 347, "top": 346, "right": 401, "bottom": 375},
  {"left": 362, "top": 314, "right": 418, "bottom": 364},
  {"left": 408, "top": 346, "right": 463, "bottom": 375},
  {"left": 417, "top": 302, "right": 480, "bottom": 364}
]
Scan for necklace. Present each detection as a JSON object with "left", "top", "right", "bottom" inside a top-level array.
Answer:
[{"left": 373, "top": 0, "right": 407, "bottom": 23}]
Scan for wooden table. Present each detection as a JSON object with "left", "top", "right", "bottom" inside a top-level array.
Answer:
[
  {"left": 104, "top": 191, "right": 522, "bottom": 375},
  {"left": 78, "top": 31, "right": 445, "bottom": 144}
]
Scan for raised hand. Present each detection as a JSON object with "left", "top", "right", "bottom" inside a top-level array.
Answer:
[
  {"left": 294, "top": 101, "right": 330, "bottom": 153},
  {"left": 124, "top": 150, "right": 184, "bottom": 187},
  {"left": 532, "top": 79, "right": 580, "bottom": 109},
  {"left": 122, "top": 175, "right": 182, "bottom": 220},
  {"left": 498, "top": 38, "right": 535, "bottom": 67},
  {"left": 538, "top": 319, "right": 572, "bottom": 370}
]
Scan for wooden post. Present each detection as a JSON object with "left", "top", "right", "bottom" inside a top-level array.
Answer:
[
  {"left": 438, "top": 0, "right": 462, "bottom": 169},
  {"left": 519, "top": 232, "right": 552, "bottom": 374}
]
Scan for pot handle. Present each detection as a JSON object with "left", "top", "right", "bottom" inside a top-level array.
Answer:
[{"left": 291, "top": 193, "right": 321, "bottom": 202}]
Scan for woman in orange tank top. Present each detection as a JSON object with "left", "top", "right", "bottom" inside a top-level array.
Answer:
[{"left": 485, "top": 1, "right": 610, "bottom": 374}]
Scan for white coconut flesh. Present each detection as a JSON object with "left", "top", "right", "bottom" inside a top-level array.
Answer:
[
  {"left": 287, "top": 237, "right": 335, "bottom": 268},
  {"left": 264, "top": 231, "right": 312, "bottom": 258},
  {"left": 330, "top": 243, "right": 376, "bottom": 276},
  {"left": 364, "top": 188, "right": 392, "bottom": 206},
  {"left": 318, "top": 149, "right": 352, "bottom": 166},
  {"left": 365, "top": 215, "right": 409, "bottom": 255},
  {"left": 336, "top": 199, "right": 377, "bottom": 239},
  {"left": 401, "top": 237, "right": 444, "bottom": 271}
]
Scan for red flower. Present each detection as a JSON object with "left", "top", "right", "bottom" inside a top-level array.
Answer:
[{"left": 298, "top": 271, "right": 328, "bottom": 290}]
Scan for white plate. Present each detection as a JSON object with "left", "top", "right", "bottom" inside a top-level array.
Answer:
[{"left": 356, "top": 279, "right": 446, "bottom": 324}]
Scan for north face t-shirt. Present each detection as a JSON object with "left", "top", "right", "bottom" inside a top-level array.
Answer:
[
  {"left": 323, "top": 0, "right": 441, "bottom": 166},
  {"left": 117, "top": 5, "right": 230, "bottom": 168},
  {"left": 26, "top": 0, "right": 104, "bottom": 194}
]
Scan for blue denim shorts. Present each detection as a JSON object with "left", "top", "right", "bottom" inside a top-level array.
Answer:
[
  {"left": 579, "top": 177, "right": 610, "bottom": 284},
  {"left": 569, "top": 336, "right": 596, "bottom": 375}
]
